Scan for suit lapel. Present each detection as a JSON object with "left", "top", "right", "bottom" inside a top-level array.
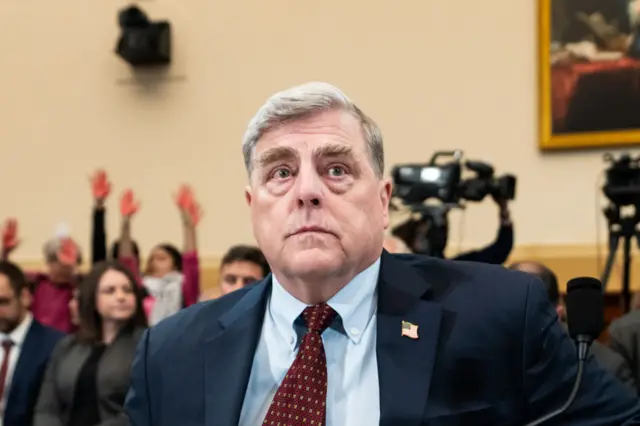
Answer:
[
  {"left": 5, "top": 321, "right": 41, "bottom": 418},
  {"left": 203, "top": 279, "right": 271, "bottom": 426},
  {"left": 376, "top": 252, "right": 443, "bottom": 426}
]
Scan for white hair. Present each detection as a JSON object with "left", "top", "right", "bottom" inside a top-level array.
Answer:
[{"left": 241, "top": 82, "right": 384, "bottom": 177}]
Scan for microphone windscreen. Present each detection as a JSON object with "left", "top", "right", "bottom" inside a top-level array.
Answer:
[{"left": 565, "top": 277, "right": 604, "bottom": 340}]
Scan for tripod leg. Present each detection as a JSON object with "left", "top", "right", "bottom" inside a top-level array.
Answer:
[
  {"left": 601, "top": 232, "right": 620, "bottom": 290},
  {"left": 622, "top": 235, "right": 632, "bottom": 313}
]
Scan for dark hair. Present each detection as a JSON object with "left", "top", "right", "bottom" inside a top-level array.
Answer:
[
  {"left": 110, "top": 239, "right": 141, "bottom": 263},
  {"left": 509, "top": 261, "right": 559, "bottom": 305},
  {"left": 221, "top": 245, "right": 270, "bottom": 277},
  {"left": 0, "top": 261, "right": 28, "bottom": 297},
  {"left": 76, "top": 260, "right": 147, "bottom": 344},
  {"left": 156, "top": 244, "right": 183, "bottom": 272}
]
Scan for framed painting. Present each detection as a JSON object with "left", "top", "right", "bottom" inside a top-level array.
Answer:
[{"left": 539, "top": 0, "right": 640, "bottom": 150}]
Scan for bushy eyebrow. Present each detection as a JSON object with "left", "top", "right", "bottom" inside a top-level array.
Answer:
[
  {"left": 313, "top": 144, "right": 355, "bottom": 161},
  {"left": 256, "top": 143, "right": 358, "bottom": 177},
  {"left": 257, "top": 146, "right": 298, "bottom": 170}
]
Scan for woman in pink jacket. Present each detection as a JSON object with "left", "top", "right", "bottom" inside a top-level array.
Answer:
[{"left": 116, "top": 185, "right": 201, "bottom": 326}]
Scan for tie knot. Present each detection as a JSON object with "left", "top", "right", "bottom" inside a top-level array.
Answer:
[
  {"left": 302, "top": 303, "right": 337, "bottom": 334},
  {"left": 1, "top": 340, "right": 13, "bottom": 351}
]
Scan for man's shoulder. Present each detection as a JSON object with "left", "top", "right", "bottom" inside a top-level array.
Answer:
[
  {"left": 28, "top": 318, "right": 66, "bottom": 345},
  {"left": 591, "top": 340, "right": 626, "bottom": 367},
  {"left": 609, "top": 310, "right": 640, "bottom": 335},
  {"left": 391, "top": 253, "right": 534, "bottom": 296},
  {"left": 149, "top": 285, "right": 258, "bottom": 345}
]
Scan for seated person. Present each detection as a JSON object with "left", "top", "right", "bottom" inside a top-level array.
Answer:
[
  {"left": 393, "top": 198, "right": 513, "bottom": 263},
  {"left": 608, "top": 293, "right": 640, "bottom": 395},
  {"left": 1, "top": 219, "right": 82, "bottom": 334},
  {"left": 199, "top": 245, "right": 270, "bottom": 301},
  {"left": 510, "top": 261, "right": 636, "bottom": 392},
  {"left": 34, "top": 261, "right": 147, "bottom": 426},
  {"left": 116, "top": 186, "right": 202, "bottom": 325},
  {"left": 0, "top": 261, "right": 64, "bottom": 426}
]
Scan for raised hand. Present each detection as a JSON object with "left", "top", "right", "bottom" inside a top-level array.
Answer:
[
  {"left": 120, "top": 189, "right": 140, "bottom": 218},
  {"left": 175, "top": 184, "right": 202, "bottom": 227},
  {"left": 57, "top": 237, "right": 78, "bottom": 266},
  {"left": 1, "top": 218, "right": 19, "bottom": 256},
  {"left": 185, "top": 200, "right": 203, "bottom": 226},
  {"left": 90, "top": 169, "right": 112, "bottom": 202},
  {"left": 175, "top": 184, "right": 195, "bottom": 210}
]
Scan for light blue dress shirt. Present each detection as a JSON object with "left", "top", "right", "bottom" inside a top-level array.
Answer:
[{"left": 238, "top": 258, "right": 381, "bottom": 426}]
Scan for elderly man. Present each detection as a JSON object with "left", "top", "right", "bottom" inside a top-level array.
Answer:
[{"left": 124, "top": 82, "right": 640, "bottom": 425}]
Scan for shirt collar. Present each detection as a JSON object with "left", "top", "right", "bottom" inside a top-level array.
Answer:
[
  {"left": 269, "top": 258, "right": 380, "bottom": 348},
  {"left": 0, "top": 312, "right": 33, "bottom": 348}
]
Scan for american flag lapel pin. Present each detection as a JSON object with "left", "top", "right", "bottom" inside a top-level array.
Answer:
[{"left": 401, "top": 321, "right": 419, "bottom": 339}]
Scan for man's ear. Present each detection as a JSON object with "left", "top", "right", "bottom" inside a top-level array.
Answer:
[
  {"left": 380, "top": 178, "right": 392, "bottom": 230},
  {"left": 245, "top": 186, "right": 252, "bottom": 206},
  {"left": 19, "top": 287, "right": 32, "bottom": 310}
]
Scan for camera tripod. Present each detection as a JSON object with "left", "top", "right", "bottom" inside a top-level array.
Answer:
[{"left": 600, "top": 205, "right": 640, "bottom": 313}]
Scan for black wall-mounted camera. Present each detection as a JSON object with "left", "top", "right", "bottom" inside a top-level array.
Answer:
[{"left": 116, "top": 5, "right": 171, "bottom": 67}]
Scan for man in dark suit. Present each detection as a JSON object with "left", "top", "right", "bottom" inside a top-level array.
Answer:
[
  {"left": 124, "top": 82, "right": 640, "bottom": 425},
  {"left": 510, "top": 260, "right": 636, "bottom": 392},
  {"left": 0, "top": 261, "right": 64, "bottom": 426}
]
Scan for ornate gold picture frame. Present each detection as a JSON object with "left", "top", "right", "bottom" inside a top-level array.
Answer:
[{"left": 539, "top": 0, "right": 640, "bottom": 150}]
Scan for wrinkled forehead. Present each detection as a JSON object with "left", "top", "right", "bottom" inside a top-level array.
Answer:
[{"left": 253, "top": 110, "right": 368, "bottom": 166}]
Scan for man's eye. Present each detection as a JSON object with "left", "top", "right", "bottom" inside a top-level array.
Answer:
[
  {"left": 328, "top": 166, "right": 346, "bottom": 177},
  {"left": 274, "top": 168, "right": 291, "bottom": 179}
]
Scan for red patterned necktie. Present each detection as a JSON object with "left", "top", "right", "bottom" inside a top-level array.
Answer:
[{"left": 263, "top": 303, "right": 337, "bottom": 426}]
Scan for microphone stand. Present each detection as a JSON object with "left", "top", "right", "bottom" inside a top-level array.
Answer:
[{"left": 524, "top": 336, "right": 591, "bottom": 426}]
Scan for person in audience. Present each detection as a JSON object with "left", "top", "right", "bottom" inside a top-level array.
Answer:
[
  {"left": 34, "top": 260, "right": 146, "bottom": 426},
  {"left": 382, "top": 233, "right": 411, "bottom": 253},
  {"left": 510, "top": 260, "right": 637, "bottom": 392},
  {"left": 1, "top": 219, "right": 82, "bottom": 333},
  {"left": 89, "top": 169, "right": 141, "bottom": 266},
  {"left": 608, "top": 294, "right": 640, "bottom": 394},
  {"left": 68, "top": 288, "right": 79, "bottom": 327},
  {"left": 117, "top": 185, "right": 202, "bottom": 325},
  {"left": 124, "top": 82, "right": 640, "bottom": 425},
  {"left": 0, "top": 261, "right": 64, "bottom": 426},
  {"left": 392, "top": 197, "right": 513, "bottom": 263},
  {"left": 199, "top": 245, "right": 270, "bottom": 301}
]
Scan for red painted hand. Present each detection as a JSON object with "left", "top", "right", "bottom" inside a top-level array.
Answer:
[
  {"left": 57, "top": 238, "right": 78, "bottom": 266},
  {"left": 120, "top": 189, "right": 140, "bottom": 217},
  {"left": 91, "top": 169, "right": 112, "bottom": 200},
  {"left": 1, "top": 218, "right": 19, "bottom": 254}
]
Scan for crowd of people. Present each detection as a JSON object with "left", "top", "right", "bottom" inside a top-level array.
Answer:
[{"left": 0, "top": 170, "right": 270, "bottom": 426}]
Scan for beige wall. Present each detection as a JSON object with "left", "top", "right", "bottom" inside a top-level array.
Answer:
[{"left": 0, "top": 0, "right": 623, "bottom": 263}]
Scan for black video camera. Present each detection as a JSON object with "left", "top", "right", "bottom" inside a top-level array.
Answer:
[
  {"left": 391, "top": 150, "right": 517, "bottom": 206},
  {"left": 602, "top": 153, "right": 640, "bottom": 207}
]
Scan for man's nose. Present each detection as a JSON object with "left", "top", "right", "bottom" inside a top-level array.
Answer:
[{"left": 294, "top": 165, "right": 323, "bottom": 209}]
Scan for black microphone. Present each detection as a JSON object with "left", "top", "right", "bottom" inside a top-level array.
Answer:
[{"left": 524, "top": 276, "right": 604, "bottom": 426}]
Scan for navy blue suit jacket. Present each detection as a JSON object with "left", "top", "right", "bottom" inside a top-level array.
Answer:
[
  {"left": 125, "top": 252, "right": 640, "bottom": 425},
  {"left": 4, "top": 319, "right": 64, "bottom": 426}
]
